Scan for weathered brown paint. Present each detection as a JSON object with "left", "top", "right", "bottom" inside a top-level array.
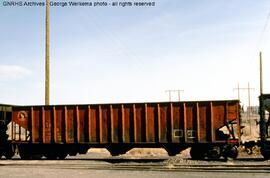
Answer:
[
  {"left": 158, "top": 103, "right": 170, "bottom": 143},
  {"left": 54, "top": 107, "right": 63, "bottom": 143},
  {"left": 123, "top": 104, "right": 132, "bottom": 142},
  {"left": 11, "top": 100, "right": 240, "bottom": 145}
]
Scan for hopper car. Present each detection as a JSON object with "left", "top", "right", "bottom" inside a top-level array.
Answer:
[{"left": 0, "top": 100, "right": 241, "bottom": 160}]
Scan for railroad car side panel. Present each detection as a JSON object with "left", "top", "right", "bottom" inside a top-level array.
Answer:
[
  {"left": 89, "top": 106, "right": 99, "bottom": 143},
  {"left": 134, "top": 105, "right": 143, "bottom": 143},
  {"left": 10, "top": 100, "right": 239, "bottom": 145},
  {"left": 185, "top": 103, "right": 197, "bottom": 142},
  {"left": 111, "top": 104, "right": 121, "bottom": 143},
  {"left": 197, "top": 103, "right": 209, "bottom": 142},
  {"left": 146, "top": 104, "right": 156, "bottom": 143},
  {"left": 77, "top": 106, "right": 88, "bottom": 143},
  {"left": 100, "top": 105, "right": 109, "bottom": 143},
  {"left": 171, "top": 103, "right": 183, "bottom": 143},
  {"left": 31, "top": 107, "right": 39, "bottom": 143},
  {"left": 43, "top": 107, "right": 52, "bottom": 143},
  {"left": 12, "top": 108, "right": 30, "bottom": 141},
  {"left": 55, "top": 106, "right": 64, "bottom": 143},
  {"left": 65, "top": 106, "right": 75, "bottom": 143},
  {"left": 159, "top": 103, "right": 169, "bottom": 143},
  {"left": 123, "top": 105, "right": 132, "bottom": 142}
]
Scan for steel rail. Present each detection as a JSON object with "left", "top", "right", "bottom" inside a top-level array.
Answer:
[{"left": 0, "top": 160, "right": 270, "bottom": 173}]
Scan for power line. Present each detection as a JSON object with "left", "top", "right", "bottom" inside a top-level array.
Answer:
[
  {"left": 256, "top": 7, "right": 270, "bottom": 50},
  {"left": 248, "top": 5, "right": 270, "bottom": 65}
]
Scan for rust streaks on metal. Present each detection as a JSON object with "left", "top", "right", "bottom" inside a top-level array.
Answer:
[
  {"left": 30, "top": 107, "right": 34, "bottom": 142},
  {"left": 64, "top": 106, "right": 68, "bottom": 143},
  {"left": 196, "top": 102, "right": 200, "bottom": 142},
  {"left": 132, "top": 104, "right": 137, "bottom": 143},
  {"left": 210, "top": 102, "right": 215, "bottom": 142},
  {"left": 183, "top": 103, "right": 187, "bottom": 143},
  {"left": 10, "top": 100, "right": 240, "bottom": 146}
]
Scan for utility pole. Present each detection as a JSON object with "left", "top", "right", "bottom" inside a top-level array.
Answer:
[
  {"left": 235, "top": 82, "right": 240, "bottom": 100},
  {"left": 259, "top": 51, "right": 266, "bottom": 148},
  {"left": 45, "top": 0, "right": 50, "bottom": 105},
  {"left": 165, "top": 90, "right": 184, "bottom": 102},
  {"left": 260, "top": 51, "right": 263, "bottom": 95},
  {"left": 234, "top": 83, "right": 255, "bottom": 134}
]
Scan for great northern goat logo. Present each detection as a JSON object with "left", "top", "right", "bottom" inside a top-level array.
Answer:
[{"left": 18, "top": 111, "right": 28, "bottom": 120}]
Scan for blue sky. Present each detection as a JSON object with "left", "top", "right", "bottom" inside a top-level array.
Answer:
[{"left": 1, "top": 0, "right": 270, "bottom": 106}]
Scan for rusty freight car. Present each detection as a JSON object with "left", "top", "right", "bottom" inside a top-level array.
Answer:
[
  {"left": 6, "top": 100, "right": 240, "bottom": 160},
  {"left": 0, "top": 104, "right": 13, "bottom": 159}
]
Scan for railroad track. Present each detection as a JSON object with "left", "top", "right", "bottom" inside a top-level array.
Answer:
[
  {"left": 0, "top": 158, "right": 270, "bottom": 173},
  {"left": 59, "top": 163, "right": 270, "bottom": 172}
]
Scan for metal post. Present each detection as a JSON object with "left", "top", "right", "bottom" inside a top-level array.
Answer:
[
  {"left": 248, "top": 82, "right": 252, "bottom": 135},
  {"left": 259, "top": 51, "right": 267, "bottom": 154},
  {"left": 165, "top": 90, "right": 172, "bottom": 102},
  {"left": 45, "top": 0, "right": 50, "bottom": 105},
  {"left": 237, "top": 82, "right": 240, "bottom": 100},
  {"left": 260, "top": 51, "right": 263, "bottom": 95},
  {"left": 165, "top": 90, "right": 184, "bottom": 102}
]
